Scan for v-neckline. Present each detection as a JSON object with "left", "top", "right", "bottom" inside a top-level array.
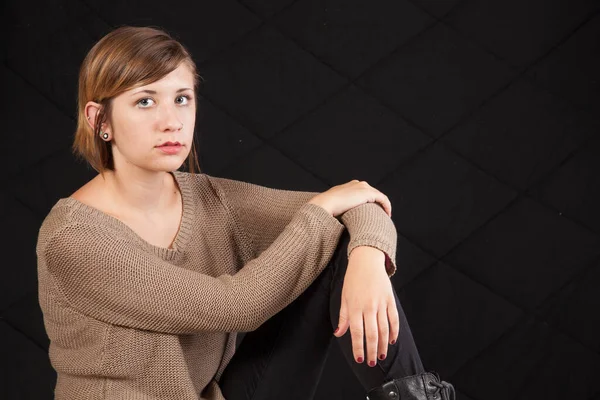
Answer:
[{"left": 57, "top": 170, "right": 194, "bottom": 261}]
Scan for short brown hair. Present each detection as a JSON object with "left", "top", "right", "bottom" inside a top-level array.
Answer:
[{"left": 72, "top": 25, "right": 203, "bottom": 175}]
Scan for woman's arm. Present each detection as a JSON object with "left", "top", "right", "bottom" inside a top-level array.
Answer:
[
  {"left": 204, "top": 175, "right": 397, "bottom": 277},
  {"left": 339, "top": 202, "right": 397, "bottom": 277},
  {"left": 41, "top": 202, "right": 344, "bottom": 334}
]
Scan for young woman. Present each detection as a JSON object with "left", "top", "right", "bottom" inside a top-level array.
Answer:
[{"left": 36, "top": 25, "right": 455, "bottom": 400}]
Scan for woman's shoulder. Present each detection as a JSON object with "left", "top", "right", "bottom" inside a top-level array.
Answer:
[
  {"left": 178, "top": 170, "right": 224, "bottom": 202},
  {"left": 37, "top": 179, "right": 119, "bottom": 255}
]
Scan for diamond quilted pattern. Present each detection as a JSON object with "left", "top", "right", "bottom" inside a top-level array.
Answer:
[
  {"left": 5, "top": 0, "right": 90, "bottom": 40},
  {"left": 397, "top": 261, "right": 522, "bottom": 378},
  {"left": 85, "top": 0, "right": 263, "bottom": 64},
  {"left": 272, "top": 0, "right": 434, "bottom": 79},
  {"left": 527, "top": 13, "right": 600, "bottom": 114},
  {"left": 451, "top": 316, "right": 600, "bottom": 400},
  {"left": 444, "top": 196, "right": 600, "bottom": 310},
  {"left": 4, "top": 0, "right": 600, "bottom": 399},
  {"left": 357, "top": 22, "right": 518, "bottom": 137},
  {"left": 0, "top": 321, "right": 56, "bottom": 399},
  {"left": 198, "top": 24, "right": 347, "bottom": 140},
  {"left": 218, "top": 142, "right": 331, "bottom": 192},
  {"left": 271, "top": 84, "right": 431, "bottom": 185},
  {"left": 1, "top": 291, "right": 50, "bottom": 351},
  {"left": 196, "top": 96, "right": 264, "bottom": 174},
  {"left": 443, "top": 0, "right": 600, "bottom": 68},
  {"left": 389, "top": 235, "right": 437, "bottom": 289},
  {"left": 5, "top": 8, "right": 110, "bottom": 117},
  {"left": 536, "top": 259, "right": 600, "bottom": 352},
  {"left": 410, "top": 0, "right": 462, "bottom": 19},
  {"left": 377, "top": 141, "right": 517, "bottom": 257},
  {"left": 442, "top": 76, "right": 599, "bottom": 191},
  {"left": 236, "top": 0, "right": 297, "bottom": 19},
  {"left": 1, "top": 65, "right": 75, "bottom": 177},
  {"left": 529, "top": 133, "right": 600, "bottom": 235},
  {"left": 0, "top": 197, "right": 43, "bottom": 312}
]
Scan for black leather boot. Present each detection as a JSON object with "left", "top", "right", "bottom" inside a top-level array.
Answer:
[{"left": 366, "top": 371, "right": 455, "bottom": 400}]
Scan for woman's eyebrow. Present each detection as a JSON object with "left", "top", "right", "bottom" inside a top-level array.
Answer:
[{"left": 131, "top": 88, "right": 193, "bottom": 96}]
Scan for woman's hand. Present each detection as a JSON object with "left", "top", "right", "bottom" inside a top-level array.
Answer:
[
  {"left": 333, "top": 246, "right": 399, "bottom": 366},
  {"left": 308, "top": 180, "right": 392, "bottom": 218}
]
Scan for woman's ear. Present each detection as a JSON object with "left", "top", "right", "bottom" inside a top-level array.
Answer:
[{"left": 84, "top": 101, "right": 105, "bottom": 132}]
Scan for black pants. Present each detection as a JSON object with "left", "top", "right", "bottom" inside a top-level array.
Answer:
[{"left": 219, "top": 230, "right": 425, "bottom": 399}]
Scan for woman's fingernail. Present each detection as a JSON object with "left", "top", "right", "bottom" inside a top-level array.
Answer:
[
  {"left": 369, "top": 360, "right": 376, "bottom": 367},
  {"left": 357, "top": 357, "right": 363, "bottom": 363},
  {"left": 390, "top": 339, "right": 396, "bottom": 345},
  {"left": 379, "top": 354, "right": 386, "bottom": 360},
  {"left": 333, "top": 327, "right": 339, "bottom": 334}
]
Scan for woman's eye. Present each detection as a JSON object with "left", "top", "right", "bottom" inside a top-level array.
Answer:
[
  {"left": 176, "top": 95, "right": 192, "bottom": 105},
  {"left": 137, "top": 95, "right": 192, "bottom": 108},
  {"left": 137, "top": 98, "right": 154, "bottom": 108}
]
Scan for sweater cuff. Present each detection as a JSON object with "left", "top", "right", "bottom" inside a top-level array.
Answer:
[{"left": 340, "top": 203, "right": 398, "bottom": 278}]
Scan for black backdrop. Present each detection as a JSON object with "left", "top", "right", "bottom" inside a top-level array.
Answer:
[{"left": 2, "top": 0, "right": 600, "bottom": 399}]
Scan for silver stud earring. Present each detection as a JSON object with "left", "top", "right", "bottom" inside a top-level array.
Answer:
[{"left": 101, "top": 131, "right": 109, "bottom": 140}]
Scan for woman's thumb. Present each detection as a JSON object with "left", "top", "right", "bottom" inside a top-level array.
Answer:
[{"left": 334, "top": 300, "right": 349, "bottom": 337}]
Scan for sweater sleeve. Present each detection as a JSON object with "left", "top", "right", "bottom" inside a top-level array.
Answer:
[
  {"left": 204, "top": 175, "right": 397, "bottom": 277},
  {"left": 41, "top": 203, "right": 344, "bottom": 334}
]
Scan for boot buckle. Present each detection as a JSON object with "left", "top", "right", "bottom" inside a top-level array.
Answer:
[{"left": 366, "top": 380, "right": 399, "bottom": 399}]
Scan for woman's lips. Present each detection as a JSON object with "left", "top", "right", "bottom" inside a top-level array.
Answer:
[{"left": 157, "top": 144, "right": 183, "bottom": 154}]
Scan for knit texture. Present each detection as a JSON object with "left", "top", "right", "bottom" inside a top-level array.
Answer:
[{"left": 36, "top": 170, "right": 398, "bottom": 399}]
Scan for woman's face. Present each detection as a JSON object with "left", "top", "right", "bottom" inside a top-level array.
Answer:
[{"left": 102, "top": 63, "right": 196, "bottom": 173}]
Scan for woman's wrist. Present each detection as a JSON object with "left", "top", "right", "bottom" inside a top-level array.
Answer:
[
  {"left": 348, "top": 245, "right": 386, "bottom": 264},
  {"left": 307, "top": 198, "right": 333, "bottom": 216}
]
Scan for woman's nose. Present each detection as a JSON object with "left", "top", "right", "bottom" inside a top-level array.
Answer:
[{"left": 159, "top": 104, "right": 183, "bottom": 131}]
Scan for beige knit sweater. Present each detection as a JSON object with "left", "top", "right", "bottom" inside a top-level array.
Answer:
[{"left": 36, "top": 170, "right": 398, "bottom": 399}]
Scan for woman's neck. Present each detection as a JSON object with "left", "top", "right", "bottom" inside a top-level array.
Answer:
[{"left": 98, "top": 169, "right": 179, "bottom": 217}]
